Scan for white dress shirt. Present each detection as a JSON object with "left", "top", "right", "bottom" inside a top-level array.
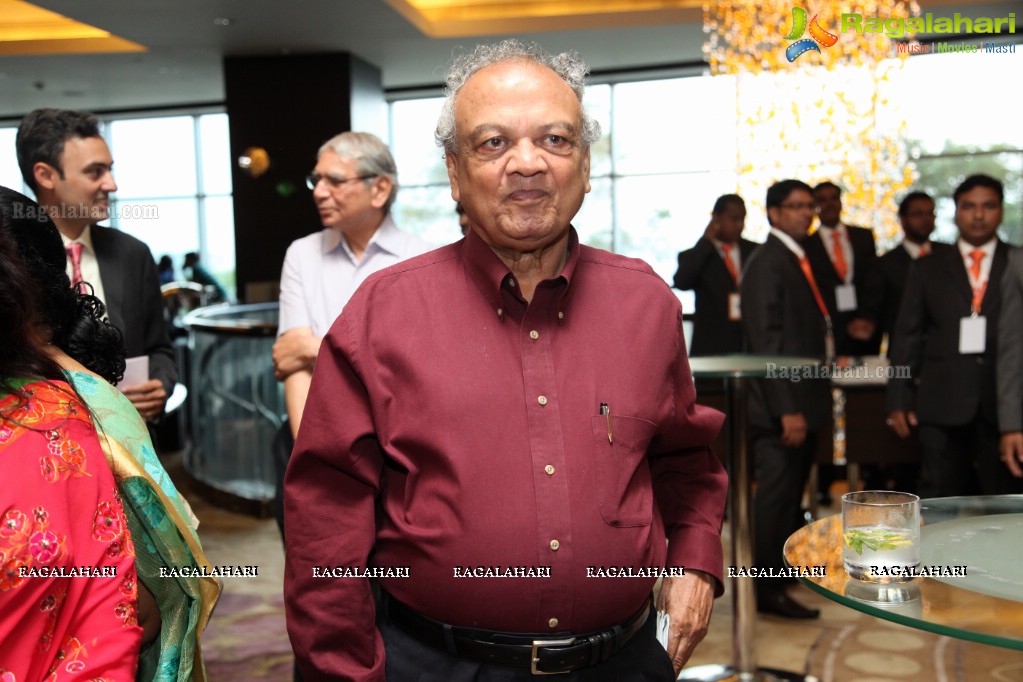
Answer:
[
  {"left": 60, "top": 225, "right": 108, "bottom": 306},
  {"left": 816, "top": 223, "right": 855, "bottom": 282},
  {"left": 957, "top": 236, "right": 997, "bottom": 292}
]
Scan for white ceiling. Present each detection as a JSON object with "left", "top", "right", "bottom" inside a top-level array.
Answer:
[{"left": 0, "top": 0, "right": 1016, "bottom": 120}]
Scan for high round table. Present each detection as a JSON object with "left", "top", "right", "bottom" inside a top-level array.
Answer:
[
  {"left": 784, "top": 495, "right": 1023, "bottom": 650},
  {"left": 682, "top": 355, "right": 820, "bottom": 682}
]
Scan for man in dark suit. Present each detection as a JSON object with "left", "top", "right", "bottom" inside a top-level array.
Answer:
[
  {"left": 17, "top": 108, "right": 176, "bottom": 421},
  {"left": 742, "top": 179, "right": 830, "bottom": 619},
  {"left": 877, "top": 192, "right": 940, "bottom": 342},
  {"left": 887, "top": 174, "right": 1018, "bottom": 496},
  {"left": 674, "top": 194, "right": 758, "bottom": 356},
  {"left": 805, "top": 181, "right": 883, "bottom": 357},
  {"left": 997, "top": 247, "right": 1023, "bottom": 489}
]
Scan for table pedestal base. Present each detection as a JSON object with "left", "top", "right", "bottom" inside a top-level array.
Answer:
[{"left": 679, "top": 664, "right": 812, "bottom": 681}]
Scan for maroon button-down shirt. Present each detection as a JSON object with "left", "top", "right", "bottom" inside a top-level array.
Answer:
[{"left": 284, "top": 228, "right": 727, "bottom": 681}]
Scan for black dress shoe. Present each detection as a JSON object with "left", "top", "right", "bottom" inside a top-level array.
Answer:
[{"left": 756, "top": 591, "right": 820, "bottom": 619}]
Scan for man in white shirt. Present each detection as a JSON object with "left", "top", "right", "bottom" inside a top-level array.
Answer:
[
  {"left": 272, "top": 132, "right": 433, "bottom": 438},
  {"left": 16, "top": 108, "right": 175, "bottom": 422}
]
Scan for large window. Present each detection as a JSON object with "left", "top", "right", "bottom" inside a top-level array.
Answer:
[
  {"left": 388, "top": 49, "right": 1022, "bottom": 298},
  {"left": 0, "top": 112, "right": 235, "bottom": 293}
]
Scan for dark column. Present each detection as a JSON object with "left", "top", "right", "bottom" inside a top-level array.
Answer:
[{"left": 224, "top": 53, "right": 385, "bottom": 302}]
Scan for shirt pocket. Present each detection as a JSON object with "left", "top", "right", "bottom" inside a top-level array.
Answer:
[{"left": 591, "top": 414, "right": 657, "bottom": 527}]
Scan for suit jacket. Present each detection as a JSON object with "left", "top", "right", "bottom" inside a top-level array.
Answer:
[
  {"left": 997, "top": 246, "right": 1023, "bottom": 432},
  {"left": 741, "top": 235, "right": 831, "bottom": 431},
  {"left": 91, "top": 225, "right": 178, "bottom": 396},
  {"left": 877, "top": 241, "right": 954, "bottom": 340},
  {"left": 887, "top": 240, "right": 1009, "bottom": 426},
  {"left": 673, "top": 237, "right": 759, "bottom": 356},
  {"left": 804, "top": 225, "right": 883, "bottom": 356}
]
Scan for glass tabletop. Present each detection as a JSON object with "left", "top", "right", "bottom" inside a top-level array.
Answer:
[
  {"left": 688, "top": 354, "right": 819, "bottom": 379},
  {"left": 784, "top": 495, "right": 1023, "bottom": 651}
]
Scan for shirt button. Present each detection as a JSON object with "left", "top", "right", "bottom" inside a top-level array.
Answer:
[
  {"left": 529, "top": 330, "right": 539, "bottom": 340},
  {"left": 507, "top": 277, "right": 516, "bottom": 289},
  {"left": 558, "top": 311, "right": 564, "bottom": 320},
  {"left": 550, "top": 539, "right": 560, "bottom": 551},
  {"left": 545, "top": 465, "right": 555, "bottom": 476},
  {"left": 538, "top": 396, "right": 548, "bottom": 406},
  {"left": 548, "top": 617, "right": 559, "bottom": 628}
]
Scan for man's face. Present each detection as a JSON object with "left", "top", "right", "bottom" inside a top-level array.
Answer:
[
  {"left": 900, "top": 197, "right": 936, "bottom": 244},
  {"left": 714, "top": 204, "right": 746, "bottom": 243},
  {"left": 768, "top": 189, "right": 815, "bottom": 242},
  {"left": 38, "top": 135, "right": 117, "bottom": 230},
  {"left": 445, "top": 60, "right": 591, "bottom": 255},
  {"left": 813, "top": 185, "right": 842, "bottom": 227},
  {"left": 310, "top": 149, "right": 389, "bottom": 233},
  {"left": 955, "top": 186, "right": 1002, "bottom": 247}
]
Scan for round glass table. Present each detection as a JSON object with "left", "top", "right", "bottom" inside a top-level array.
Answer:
[{"left": 784, "top": 495, "right": 1023, "bottom": 651}]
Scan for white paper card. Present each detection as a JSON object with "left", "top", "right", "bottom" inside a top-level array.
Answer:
[
  {"left": 836, "top": 284, "right": 857, "bottom": 312},
  {"left": 119, "top": 355, "right": 149, "bottom": 388},
  {"left": 959, "top": 316, "right": 987, "bottom": 354},
  {"left": 656, "top": 610, "right": 671, "bottom": 650},
  {"left": 728, "top": 293, "right": 742, "bottom": 321}
]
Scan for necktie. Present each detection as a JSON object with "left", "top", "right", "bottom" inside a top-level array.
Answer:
[
  {"left": 721, "top": 243, "right": 739, "bottom": 285},
  {"left": 918, "top": 242, "right": 930, "bottom": 257},
  {"left": 968, "top": 249, "right": 986, "bottom": 313},
  {"left": 66, "top": 242, "right": 85, "bottom": 293},
  {"left": 831, "top": 229, "right": 848, "bottom": 281},
  {"left": 799, "top": 255, "right": 836, "bottom": 360},
  {"left": 799, "top": 256, "right": 831, "bottom": 323}
]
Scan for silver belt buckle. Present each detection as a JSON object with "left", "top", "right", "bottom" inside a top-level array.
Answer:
[{"left": 530, "top": 637, "right": 577, "bottom": 675}]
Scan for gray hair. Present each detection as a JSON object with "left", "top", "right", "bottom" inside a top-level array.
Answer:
[
  {"left": 434, "top": 39, "right": 602, "bottom": 154},
  {"left": 317, "top": 131, "right": 398, "bottom": 213}
]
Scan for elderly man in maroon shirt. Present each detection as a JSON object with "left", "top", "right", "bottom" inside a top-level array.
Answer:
[{"left": 283, "top": 39, "right": 728, "bottom": 681}]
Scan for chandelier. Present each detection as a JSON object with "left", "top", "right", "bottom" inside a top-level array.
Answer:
[{"left": 703, "top": 0, "right": 920, "bottom": 241}]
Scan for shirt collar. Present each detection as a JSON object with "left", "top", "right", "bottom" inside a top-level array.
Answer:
[
  {"left": 462, "top": 227, "right": 578, "bottom": 318},
  {"left": 320, "top": 214, "right": 401, "bottom": 257},
  {"left": 901, "top": 240, "right": 929, "bottom": 259},
  {"left": 770, "top": 228, "right": 806, "bottom": 260},
  {"left": 957, "top": 236, "right": 997, "bottom": 259},
  {"left": 60, "top": 224, "right": 95, "bottom": 254},
  {"left": 817, "top": 221, "right": 845, "bottom": 235}
]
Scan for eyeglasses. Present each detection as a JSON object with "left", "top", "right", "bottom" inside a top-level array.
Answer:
[
  {"left": 306, "top": 172, "right": 376, "bottom": 190},
  {"left": 780, "top": 202, "right": 816, "bottom": 212}
]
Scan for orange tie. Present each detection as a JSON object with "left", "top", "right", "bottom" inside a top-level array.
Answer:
[
  {"left": 969, "top": 249, "right": 986, "bottom": 313},
  {"left": 66, "top": 242, "right": 85, "bottom": 293},
  {"left": 798, "top": 256, "right": 831, "bottom": 323},
  {"left": 831, "top": 230, "right": 848, "bottom": 281},
  {"left": 721, "top": 243, "right": 739, "bottom": 285},
  {"left": 918, "top": 242, "right": 930, "bottom": 257}
]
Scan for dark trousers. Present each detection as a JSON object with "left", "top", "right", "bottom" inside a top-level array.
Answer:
[
  {"left": 919, "top": 415, "right": 1023, "bottom": 497},
  {"left": 379, "top": 608, "right": 675, "bottom": 681},
  {"left": 753, "top": 429, "right": 817, "bottom": 595}
]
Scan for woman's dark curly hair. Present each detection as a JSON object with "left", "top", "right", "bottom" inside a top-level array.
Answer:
[
  {"left": 0, "top": 186, "right": 126, "bottom": 385},
  {"left": 0, "top": 228, "right": 66, "bottom": 401}
]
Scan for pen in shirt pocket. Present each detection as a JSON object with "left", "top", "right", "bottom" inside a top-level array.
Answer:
[{"left": 600, "top": 402, "right": 613, "bottom": 444}]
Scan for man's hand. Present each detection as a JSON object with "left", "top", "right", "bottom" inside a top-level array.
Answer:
[
  {"left": 273, "top": 328, "right": 321, "bottom": 380},
  {"left": 847, "top": 318, "right": 876, "bottom": 341},
  {"left": 702, "top": 218, "right": 719, "bottom": 241},
  {"left": 886, "top": 410, "right": 917, "bottom": 439},
  {"left": 655, "top": 570, "right": 715, "bottom": 676},
  {"left": 780, "top": 413, "right": 807, "bottom": 447},
  {"left": 120, "top": 379, "right": 167, "bottom": 422},
  {"left": 999, "top": 432, "right": 1023, "bottom": 478}
]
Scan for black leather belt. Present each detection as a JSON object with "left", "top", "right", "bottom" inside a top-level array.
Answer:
[{"left": 381, "top": 591, "right": 651, "bottom": 675}]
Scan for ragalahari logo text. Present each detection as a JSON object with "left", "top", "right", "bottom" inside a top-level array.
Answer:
[{"left": 784, "top": 7, "right": 839, "bottom": 62}]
